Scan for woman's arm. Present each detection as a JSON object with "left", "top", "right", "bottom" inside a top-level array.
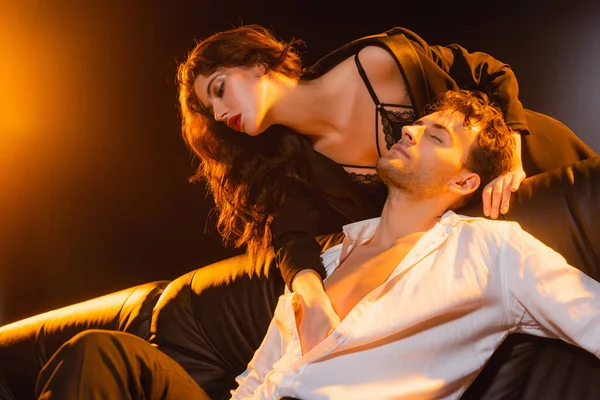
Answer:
[
  {"left": 391, "top": 26, "right": 530, "bottom": 135},
  {"left": 270, "top": 194, "right": 327, "bottom": 288},
  {"left": 291, "top": 270, "right": 341, "bottom": 353},
  {"left": 388, "top": 27, "right": 529, "bottom": 217},
  {"left": 429, "top": 40, "right": 529, "bottom": 217},
  {"left": 270, "top": 195, "right": 341, "bottom": 353},
  {"left": 481, "top": 130, "right": 526, "bottom": 218}
]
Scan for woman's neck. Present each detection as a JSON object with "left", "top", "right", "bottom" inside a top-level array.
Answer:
[{"left": 266, "top": 73, "right": 350, "bottom": 142}]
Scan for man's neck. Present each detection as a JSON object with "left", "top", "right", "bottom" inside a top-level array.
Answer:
[{"left": 371, "top": 195, "right": 448, "bottom": 250}]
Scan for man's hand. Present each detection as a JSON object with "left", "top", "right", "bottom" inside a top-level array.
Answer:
[
  {"left": 291, "top": 270, "right": 341, "bottom": 354},
  {"left": 482, "top": 167, "right": 526, "bottom": 219}
]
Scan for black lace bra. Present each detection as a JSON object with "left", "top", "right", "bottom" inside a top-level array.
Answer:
[{"left": 340, "top": 53, "right": 417, "bottom": 184}]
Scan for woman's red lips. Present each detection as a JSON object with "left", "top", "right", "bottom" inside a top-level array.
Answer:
[{"left": 228, "top": 114, "right": 242, "bottom": 131}]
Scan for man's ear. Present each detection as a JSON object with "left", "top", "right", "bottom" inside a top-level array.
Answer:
[
  {"left": 254, "top": 63, "right": 267, "bottom": 76},
  {"left": 448, "top": 171, "right": 480, "bottom": 196}
]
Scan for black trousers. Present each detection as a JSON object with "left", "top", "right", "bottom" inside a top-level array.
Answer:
[
  {"left": 36, "top": 330, "right": 211, "bottom": 400},
  {"left": 36, "top": 329, "right": 303, "bottom": 400}
]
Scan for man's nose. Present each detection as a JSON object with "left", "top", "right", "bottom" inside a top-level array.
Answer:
[{"left": 401, "top": 125, "right": 420, "bottom": 145}]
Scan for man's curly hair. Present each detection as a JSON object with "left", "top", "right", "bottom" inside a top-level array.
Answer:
[{"left": 426, "top": 90, "right": 516, "bottom": 207}]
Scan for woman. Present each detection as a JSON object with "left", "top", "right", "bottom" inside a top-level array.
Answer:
[{"left": 177, "top": 24, "right": 596, "bottom": 353}]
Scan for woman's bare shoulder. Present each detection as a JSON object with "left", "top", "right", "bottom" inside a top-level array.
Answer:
[{"left": 356, "top": 45, "right": 399, "bottom": 75}]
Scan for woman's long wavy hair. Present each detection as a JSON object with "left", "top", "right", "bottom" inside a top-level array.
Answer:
[{"left": 177, "top": 25, "right": 310, "bottom": 262}]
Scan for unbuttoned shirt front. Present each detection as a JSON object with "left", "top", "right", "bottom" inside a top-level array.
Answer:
[{"left": 230, "top": 211, "right": 600, "bottom": 400}]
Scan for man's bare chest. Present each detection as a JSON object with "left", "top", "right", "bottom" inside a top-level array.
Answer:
[{"left": 324, "top": 235, "right": 423, "bottom": 320}]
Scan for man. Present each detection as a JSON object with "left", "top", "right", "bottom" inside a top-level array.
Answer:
[
  {"left": 36, "top": 90, "right": 600, "bottom": 400},
  {"left": 230, "top": 89, "right": 600, "bottom": 399}
]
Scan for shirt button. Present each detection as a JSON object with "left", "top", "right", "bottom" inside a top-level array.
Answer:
[{"left": 292, "top": 365, "right": 300, "bottom": 373}]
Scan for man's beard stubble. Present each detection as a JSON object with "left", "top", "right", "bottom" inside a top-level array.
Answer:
[{"left": 376, "top": 157, "right": 453, "bottom": 202}]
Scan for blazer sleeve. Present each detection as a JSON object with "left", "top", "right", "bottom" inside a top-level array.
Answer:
[
  {"left": 388, "top": 27, "right": 530, "bottom": 135},
  {"left": 270, "top": 192, "right": 328, "bottom": 290}
]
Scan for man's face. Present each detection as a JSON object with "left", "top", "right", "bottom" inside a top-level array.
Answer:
[{"left": 376, "top": 110, "right": 480, "bottom": 200}]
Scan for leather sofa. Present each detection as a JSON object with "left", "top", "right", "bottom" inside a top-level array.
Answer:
[{"left": 1, "top": 156, "right": 599, "bottom": 400}]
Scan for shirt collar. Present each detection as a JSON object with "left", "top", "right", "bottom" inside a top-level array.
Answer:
[{"left": 341, "top": 210, "right": 473, "bottom": 244}]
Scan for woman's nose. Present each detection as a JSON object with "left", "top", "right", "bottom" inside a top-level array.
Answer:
[{"left": 213, "top": 104, "right": 227, "bottom": 122}]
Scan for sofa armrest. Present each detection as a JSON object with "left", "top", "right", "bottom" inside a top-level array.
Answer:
[{"left": 0, "top": 280, "right": 169, "bottom": 400}]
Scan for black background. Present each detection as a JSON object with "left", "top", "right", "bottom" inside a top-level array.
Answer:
[{"left": 1, "top": 0, "right": 598, "bottom": 325}]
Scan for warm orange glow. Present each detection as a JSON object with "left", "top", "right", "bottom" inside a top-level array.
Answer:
[
  {"left": 1, "top": 4, "right": 86, "bottom": 201},
  {"left": 1, "top": 5, "right": 78, "bottom": 139}
]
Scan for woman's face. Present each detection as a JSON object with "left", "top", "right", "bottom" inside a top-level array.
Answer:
[{"left": 194, "top": 65, "right": 268, "bottom": 136}]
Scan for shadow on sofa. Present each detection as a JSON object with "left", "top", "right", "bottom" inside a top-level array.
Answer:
[{"left": 1, "top": 156, "right": 599, "bottom": 400}]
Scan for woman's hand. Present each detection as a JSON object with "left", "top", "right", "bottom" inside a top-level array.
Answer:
[
  {"left": 291, "top": 270, "right": 341, "bottom": 354},
  {"left": 482, "top": 129, "right": 527, "bottom": 219},
  {"left": 482, "top": 167, "right": 526, "bottom": 219}
]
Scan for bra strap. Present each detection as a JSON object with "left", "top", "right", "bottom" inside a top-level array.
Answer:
[
  {"left": 354, "top": 53, "right": 384, "bottom": 157},
  {"left": 354, "top": 53, "right": 382, "bottom": 107}
]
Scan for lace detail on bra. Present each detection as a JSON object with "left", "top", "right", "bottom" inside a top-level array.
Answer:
[
  {"left": 346, "top": 171, "right": 382, "bottom": 184},
  {"left": 338, "top": 51, "right": 418, "bottom": 185},
  {"left": 381, "top": 108, "right": 417, "bottom": 150},
  {"left": 354, "top": 52, "right": 417, "bottom": 156}
]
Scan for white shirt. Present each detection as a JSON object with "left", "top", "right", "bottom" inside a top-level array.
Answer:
[{"left": 231, "top": 211, "right": 600, "bottom": 400}]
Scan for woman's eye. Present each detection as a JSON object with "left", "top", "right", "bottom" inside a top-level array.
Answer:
[
  {"left": 217, "top": 82, "right": 225, "bottom": 97},
  {"left": 431, "top": 134, "right": 442, "bottom": 143}
]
